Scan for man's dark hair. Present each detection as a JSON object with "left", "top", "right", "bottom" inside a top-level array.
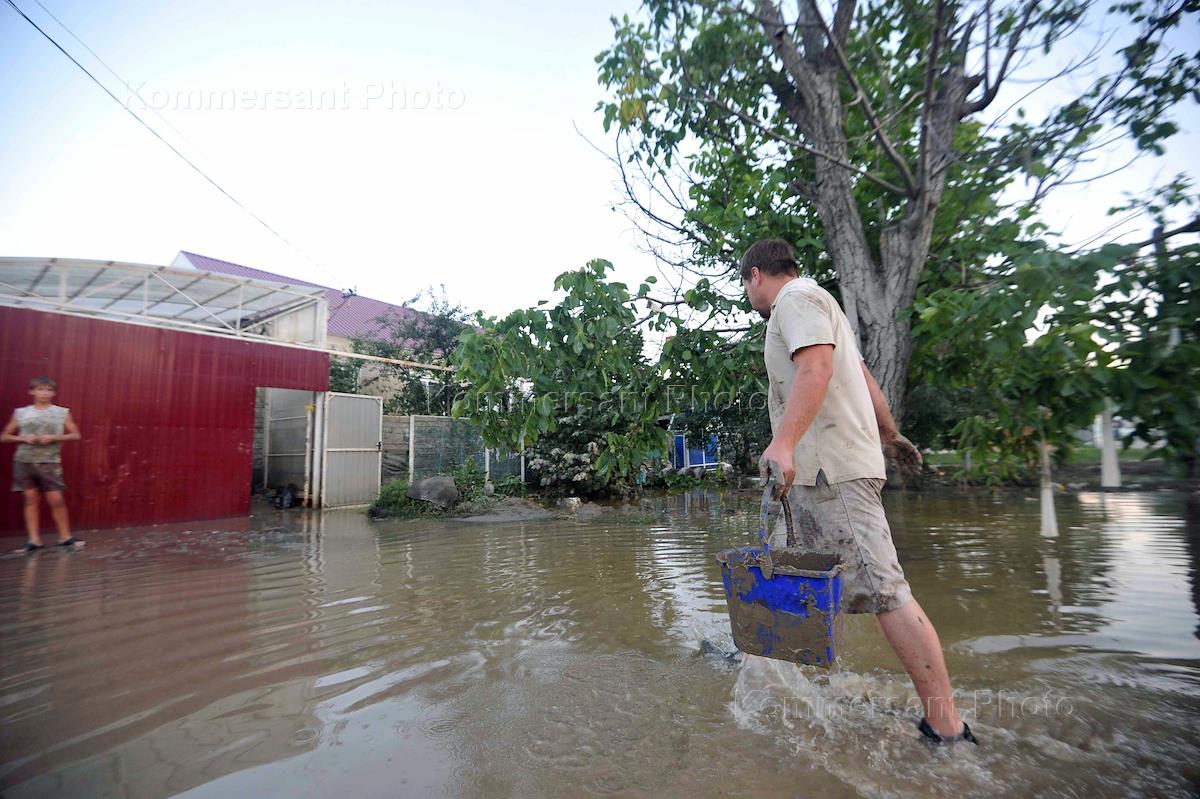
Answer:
[
  {"left": 29, "top": 376, "right": 56, "bottom": 390},
  {"left": 739, "top": 239, "right": 799, "bottom": 281}
]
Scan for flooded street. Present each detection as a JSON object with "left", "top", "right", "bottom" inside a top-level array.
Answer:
[{"left": 2, "top": 488, "right": 1198, "bottom": 798}]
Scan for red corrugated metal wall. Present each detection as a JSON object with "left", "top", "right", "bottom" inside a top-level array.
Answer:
[{"left": 0, "top": 306, "right": 329, "bottom": 534}]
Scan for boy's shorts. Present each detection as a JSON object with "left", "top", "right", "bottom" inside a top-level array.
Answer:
[
  {"left": 11, "top": 461, "right": 66, "bottom": 493},
  {"left": 770, "top": 470, "right": 914, "bottom": 615}
]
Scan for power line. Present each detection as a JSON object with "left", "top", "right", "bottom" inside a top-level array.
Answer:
[
  {"left": 28, "top": 0, "right": 209, "bottom": 162},
  {"left": 3, "top": 0, "right": 338, "bottom": 286}
]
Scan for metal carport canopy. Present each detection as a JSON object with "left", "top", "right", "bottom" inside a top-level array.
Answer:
[{"left": 0, "top": 256, "right": 328, "bottom": 347}]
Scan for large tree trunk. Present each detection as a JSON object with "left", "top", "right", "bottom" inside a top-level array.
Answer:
[
  {"left": 823, "top": 72, "right": 976, "bottom": 421},
  {"left": 757, "top": 0, "right": 976, "bottom": 423},
  {"left": 792, "top": 65, "right": 922, "bottom": 419},
  {"left": 842, "top": 272, "right": 916, "bottom": 421}
]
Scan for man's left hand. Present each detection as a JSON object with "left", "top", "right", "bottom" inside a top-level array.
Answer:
[{"left": 882, "top": 434, "right": 923, "bottom": 477}]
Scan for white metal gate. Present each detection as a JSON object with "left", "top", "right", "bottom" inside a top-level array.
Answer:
[
  {"left": 264, "top": 388, "right": 316, "bottom": 499},
  {"left": 320, "top": 392, "right": 383, "bottom": 508}
]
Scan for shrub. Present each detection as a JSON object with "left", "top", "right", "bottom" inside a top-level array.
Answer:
[{"left": 370, "top": 480, "right": 439, "bottom": 519}]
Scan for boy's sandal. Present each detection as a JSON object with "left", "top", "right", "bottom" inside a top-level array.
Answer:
[
  {"left": 917, "top": 717, "right": 979, "bottom": 745},
  {"left": 23, "top": 543, "right": 45, "bottom": 553},
  {"left": 57, "top": 537, "right": 83, "bottom": 547}
]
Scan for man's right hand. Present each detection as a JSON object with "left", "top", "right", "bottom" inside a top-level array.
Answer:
[{"left": 759, "top": 440, "right": 796, "bottom": 499}]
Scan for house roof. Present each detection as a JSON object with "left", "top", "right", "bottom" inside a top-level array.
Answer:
[{"left": 176, "top": 251, "right": 415, "bottom": 340}]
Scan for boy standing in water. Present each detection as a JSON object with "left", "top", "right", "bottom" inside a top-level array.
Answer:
[
  {"left": 2, "top": 377, "right": 83, "bottom": 552},
  {"left": 741, "top": 239, "right": 976, "bottom": 746}
]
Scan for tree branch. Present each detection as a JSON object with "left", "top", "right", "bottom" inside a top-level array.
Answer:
[
  {"left": 983, "top": 0, "right": 992, "bottom": 95},
  {"left": 962, "top": 0, "right": 1040, "bottom": 116},
  {"left": 1130, "top": 216, "right": 1200, "bottom": 249},
  {"left": 793, "top": 0, "right": 826, "bottom": 57},
  {"left": 692, "top": 82, "right": 908, "bottom": 195},
  {"left": 917, "top": 0, "right": 946, "bottom": 197},
  {"left": 754, "top": 0, "right": 819, "bottom": 105},
  {"left": 829, "top": 0, "right": 855, "bottom": 48},
  {"left": 803, "top": 0, "right": 918, "bottom": 195}
]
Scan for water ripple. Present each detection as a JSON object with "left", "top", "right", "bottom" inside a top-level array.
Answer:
[{"left": 0, "top": 489, "right": 1197, "bottom": 797}]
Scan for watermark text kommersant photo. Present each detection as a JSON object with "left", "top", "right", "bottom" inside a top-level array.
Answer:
[
  {"left": 125, "top": 81, "right": 466, "bottom": 111},
  {"left": 737, "top": 688, "right": 1076, "bottom": 724},
  {"left": 437, "top": 385, "right": 772, "bottom": 416}
]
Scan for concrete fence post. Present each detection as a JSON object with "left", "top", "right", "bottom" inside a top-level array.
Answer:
[
  {"left": 1099, "top": 399, "right": 1121, "bottom": 489},
  {"left": 408, "top": 415, "right": 416, "bottom": 483},
  {"left": 1039, "top": 440, "right": 1058, "bottom": 538}
]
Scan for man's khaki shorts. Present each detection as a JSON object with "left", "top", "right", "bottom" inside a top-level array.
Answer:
[{"left": 770, "top": 470, "right": 914, "bottom": 615}]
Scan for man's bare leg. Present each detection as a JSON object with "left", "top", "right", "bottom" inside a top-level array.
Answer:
[
  {"left": 877, "top": 598, "right": 964, "bottom": 738},
  {"left": 23, "top": 488, "right": 42, "bottom": 546},
  {"left": 44, "top": 491, "right": 71, "bottom": 542}
]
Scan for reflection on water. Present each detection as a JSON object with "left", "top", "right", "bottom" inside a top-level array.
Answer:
[{"left": 1, "top": 489, "right": 1198, "bottom": 798}]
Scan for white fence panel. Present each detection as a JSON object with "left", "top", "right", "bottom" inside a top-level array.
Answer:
[
  {"left": 264, "top": 389, "right": 315, "bottom": 499},
  {"left": 321, "top": 393, "right": 383, "bottom": 508}
]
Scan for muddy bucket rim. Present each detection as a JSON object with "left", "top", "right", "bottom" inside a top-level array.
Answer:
[{"left": 715, "top": 546, "right": 844, "bottom": 579}]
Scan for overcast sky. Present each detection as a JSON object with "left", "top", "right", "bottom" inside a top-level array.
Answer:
[{"left": 1, "top": 0, "right": 1195, "bottom": 319}]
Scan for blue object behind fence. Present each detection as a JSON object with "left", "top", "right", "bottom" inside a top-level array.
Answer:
[{"left": 670, "top": 433, "right": 720, "bottom": 471}]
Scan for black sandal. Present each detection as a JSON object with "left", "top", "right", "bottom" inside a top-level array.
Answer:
[
  {"left": 23, "top": 542, "right": 45, "bottom": 553},
  {"left": 917, "top": 717, "right": 979, "bottom": 745},
  {"left": 57, "top": 537, "right": 83, "bottom": 548}
]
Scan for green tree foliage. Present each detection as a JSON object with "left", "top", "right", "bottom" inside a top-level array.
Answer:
[
  {"left": 912, "top": 183, "right": 1200, "bottom": 481},
  {"left": 345, "top": 286, "right": 469, "bottom": 415},
  {"left": 912, "top": 241, "right": 1113, "bottom": 482},
  {"left": 328, "top": 355, "right": 360, "bottom": 394},
  {"left": 657, "top": 311, "right": 772, "bottom": 476},
  {"left": 595, "top": 0, "right": 1198, "bottom": 443},
  {"left": 671, "top": 402, "right": 772, "bottom": 476},
  {"left": 1106, "top": 210, "right": 1200, "bottom": 477},
  {"left": 453, "top": 260, "right": 671, "bottom": 495}
]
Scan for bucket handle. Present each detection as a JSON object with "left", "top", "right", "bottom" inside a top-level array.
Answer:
[{"left": 757, "top": 466, "right": 797, "bottom": 580}]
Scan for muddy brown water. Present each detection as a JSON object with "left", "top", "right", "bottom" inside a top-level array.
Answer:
[{"left": 2, "top": 489, "right": 1198, "bottom": 798}]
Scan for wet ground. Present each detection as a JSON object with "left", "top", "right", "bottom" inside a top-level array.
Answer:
[{"left": 2, "top": 488, "right": 1198, "bottom": 798}]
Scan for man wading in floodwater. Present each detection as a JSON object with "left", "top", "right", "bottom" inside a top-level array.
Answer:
[{"left": 742, "top": 239, "right": 977, "bottom": 746}]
